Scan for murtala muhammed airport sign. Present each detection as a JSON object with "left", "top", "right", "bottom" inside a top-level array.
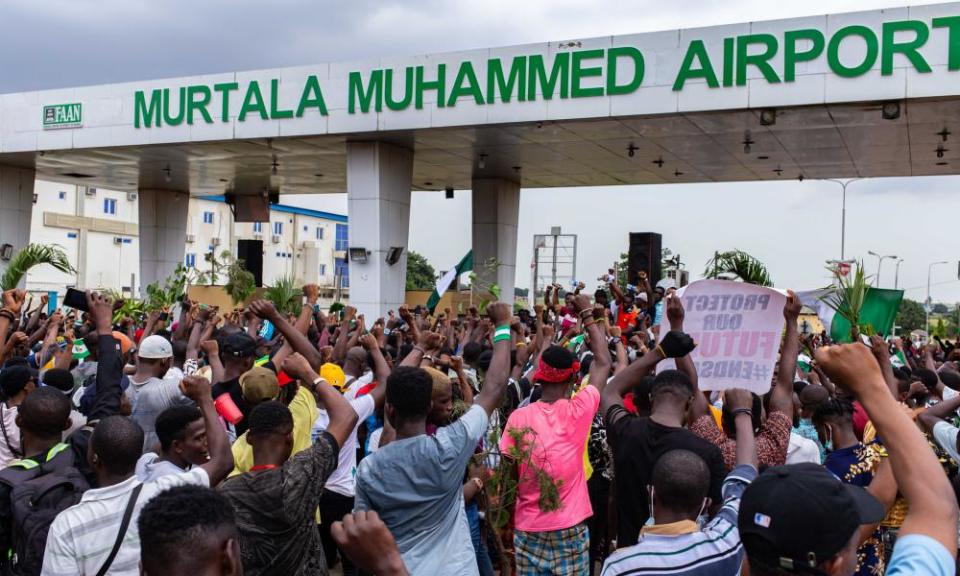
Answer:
[
  {"left": 132, "top": 14, "right": 960, "bottom": 129},
  {"left": 6, "top": 2, "right": 960, "bottom": 154}
]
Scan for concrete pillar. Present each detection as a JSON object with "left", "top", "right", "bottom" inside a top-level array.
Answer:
[
  {"left": 471, "top": 178, "right": 520, "bottom": 304},
  {"left": 138, "top": 188, "right": 189, "bottom": 295},
  {"left": 346, "top": 142, "right": 413, "bottom": 318},
  {"left": 0, "top": 166, "right": 36, "bottom": 288}
]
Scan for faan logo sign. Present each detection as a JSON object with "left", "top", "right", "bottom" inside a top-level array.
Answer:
[{"left": 43, "top": 103, "right": 82, "bottom": 129}]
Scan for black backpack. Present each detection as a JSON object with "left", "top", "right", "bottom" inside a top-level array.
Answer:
[{"left": 0, "top": 443, "right": 90, "bottom": 576}]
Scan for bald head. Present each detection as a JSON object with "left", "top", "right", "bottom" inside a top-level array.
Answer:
[{"left": 799, "top": 384, "right": 830, "bottom": 412}]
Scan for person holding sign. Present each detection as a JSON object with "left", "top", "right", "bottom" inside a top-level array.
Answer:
[
  {"left": 689, "top": 291, "right": 800, "bottom": 472},
  {"left": 601, "top": 295, "right": 725, "bottom": 549}
]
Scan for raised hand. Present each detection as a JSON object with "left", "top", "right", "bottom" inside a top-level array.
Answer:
[
  {"left": 666, "top": 293, "right": 685, "bottom": 329},
  {"left": 358, "top": 333, "right": 378, "bottom": 351},
  {"left": 814, "top": 343, "right": 885, "bottom": 398},
  {"left": 303, "top": 283, "right": 320, "bottom": 305},
  {"left": 783, "top": 289, "right": 801, "bottom": 323},
  {"left": 724, "top": 388, "right": 754, "bottom": 412},
  {"left": 248, "top": 299, "right": 280, "bottom": 321},
  {"left": 657, "top": 331, "right": 697, "bottom": 359},
  {"left": 180, "top": 374, "right": 213, "bottom": 403},
  {"left": 283, "top": 352, "right": 315, "bottom": 381},
  {"left": 2, "top": 290, "right": 25, "bottom": 315},
  {"left": 200, "top": 339, "right": 220, "bottom": 358}
]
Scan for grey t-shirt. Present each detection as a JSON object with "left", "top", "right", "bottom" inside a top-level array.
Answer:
[
  {"left": 355, "top": 404, "right": 488, "bottom": 576},
  {"left": 125, "top": 375, "right": 191, "bottom": 452}
]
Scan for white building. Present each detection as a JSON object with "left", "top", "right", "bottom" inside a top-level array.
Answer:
[{"left": 27, "top": 181, "right": 349, "bottom": 299}]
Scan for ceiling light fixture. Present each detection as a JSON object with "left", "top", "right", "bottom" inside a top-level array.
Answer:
[
  {"left": 939, "top": 127, "right": 951, "bottom": 142},
  {"left": 773, "top": 166, "right": 783, "bottom": 176},
  {"left": 627, "top": 143, "right": 638, "bottom": 158},
  {"left": 478, "top": 154, "right": 487, "bottom": 169},
  {"left": 881, "top": 101, "right": 901, "bottom": 120},
  {"left": 743, "top": 132, "right": 755, "bottom": 154},
  {"left": 163, "top": 165, "right": 172, "bottom": 183},
  {"left": 759, "top": 109, "right": 777, "bottom": 126},
  {"left": 271, "top": 156, "right": 279, "bottom": 175},
  {"left": 937, "top": 145, "right": 948, "bottom": 159},
  {"left": 652, "top": 157, "right": 664, "bottom": 168}
]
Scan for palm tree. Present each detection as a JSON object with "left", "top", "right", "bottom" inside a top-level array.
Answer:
[
  {"left": 264, "top": 275, "right": 301, "bottom": 316},
  {"left": 0, "top": 244, "right": 75, "bottom": 291},
  {"left": 820, "top": 261, "right": 871, "bottom": 341},
  {"left": 704, "top": 250, "right": 773, "bottom": 287}
]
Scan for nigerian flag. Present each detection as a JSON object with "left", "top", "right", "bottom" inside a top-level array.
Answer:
[
  {"left": 828, "top": 288, "right": 904, "bottom": 343},
  {"left": 426, "top": 251, "right": 473, "bottom": 312}
]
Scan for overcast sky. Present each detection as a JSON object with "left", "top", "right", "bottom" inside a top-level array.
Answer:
[{"left": 4, "top": 0, "right": 959, "bottom": 304}]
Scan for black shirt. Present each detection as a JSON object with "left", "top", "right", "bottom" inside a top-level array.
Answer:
[
  {"left": 605, "top": 404, "right": 725, "bottom": 547},
  {"left": 212, "top": 377, "right": 251, "bottom": 436}
]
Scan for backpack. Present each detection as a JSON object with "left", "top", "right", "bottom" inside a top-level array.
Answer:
[{"left": 0, "top": 443, "right": 90, "bottom": 576}]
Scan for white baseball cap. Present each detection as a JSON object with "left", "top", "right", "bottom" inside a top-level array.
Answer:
[{"left": 138, "top": 335, "right": 173, "bottom": 359}]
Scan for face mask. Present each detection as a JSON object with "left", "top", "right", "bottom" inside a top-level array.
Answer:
[{"left": 645, "top": 486, "right": 709, "bottom": 528}]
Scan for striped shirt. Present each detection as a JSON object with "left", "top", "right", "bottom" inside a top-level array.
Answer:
[
  {"left": 601, "top": 464, "right": 756, "bottom": 576},
  {"left": 41, "top": 468, "right": 209, "bottom": 576}
]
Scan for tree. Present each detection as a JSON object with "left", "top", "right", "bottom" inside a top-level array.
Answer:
[
  {"left": 1, "top": 244, "right": 75, "bottom": 290},
  {"left": 933, "top": 317, "right": 948, "bottom": 338},
  {"left": 405, "top": 251, "right": 437, "bottom": 290},
  {"left": 932, "top": 302, "right": 949, "bottom": 314},
  {"left": 895, "top": 298, "right": 926, "bottom": 334},
  {"left": 704, "top": 250, "right": 773, "bottom": 287}
]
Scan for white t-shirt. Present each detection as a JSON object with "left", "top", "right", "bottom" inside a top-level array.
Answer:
[
  {"left": 42, "top": 467, "right": 210, "bottom": 576},
  {"left": 312, "top": 394, "right": 375, "bottom": 497},
  {"left": 0, "top": 404, "right": 21, "bottom": 468},
  {"left": 343, "top": 371, "right": 374, "bottom": 400},
  {"left": 134, "top": 452, "right": 189, "bottom": 483}
]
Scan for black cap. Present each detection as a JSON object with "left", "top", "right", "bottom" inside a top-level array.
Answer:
[
  {"left": 739, "top": 463, "right": 885, "bottom": 573},
  {"left": 222, "top": 333, "right": 257, "bottom": 359},
  {"left": 0, "top": 365, "right": 37, "bottom": 399}
]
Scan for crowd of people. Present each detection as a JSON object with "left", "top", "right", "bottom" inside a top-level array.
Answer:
[{"left": 0, "top": 270, "right": 957, "bottom": 576}]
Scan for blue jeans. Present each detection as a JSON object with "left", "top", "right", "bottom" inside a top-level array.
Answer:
[{"left": 466, "top": 501, "right": 495, "bottom": 576}]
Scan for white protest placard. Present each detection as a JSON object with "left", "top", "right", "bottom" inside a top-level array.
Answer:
[{"left": 659, "top": 280, "right": 786, "bottom": 394}]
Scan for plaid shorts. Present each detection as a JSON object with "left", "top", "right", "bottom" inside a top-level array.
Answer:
[{"left": 514, "top": 524, "right": 589, "bottom": 576}]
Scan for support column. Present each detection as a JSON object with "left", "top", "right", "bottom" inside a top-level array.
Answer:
[
  {"left": 471, "top": 178, "right": 520, "bottom": 304},
  {"left": 138, "top": 188, "right": 189, "bottom": 295},
  {"left": 346, "top": 142, "right": 413, "bottom": 318},
  {"left": 0, "top": 166, "right": 36, "bottom": 287}
]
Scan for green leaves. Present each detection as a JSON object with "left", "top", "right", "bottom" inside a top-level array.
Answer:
[
  {"left": 145, "top": 264, "right": 190, "bottom": 311},
  {"left": 224, "top": 258, "right": 256, "bottom": 305},
  {"left": 264, "top": 275, "right": 301, "bottom": 316},
  {"left": 0, "top": 244, "right": 75, "bottom": 291},
  {"left": 704, "top": 249, "right": 773, "bottom": 287},
  {"left": 820, "top": 261, "right": 871, "bottom": 341}
]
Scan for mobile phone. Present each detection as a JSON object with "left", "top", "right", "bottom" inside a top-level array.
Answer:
[
  {"left": 159, "top": 312, "right": 169, "bottom": 321},
  {"left": 63, "top": 288, "right": 88, "bottom": 312}
]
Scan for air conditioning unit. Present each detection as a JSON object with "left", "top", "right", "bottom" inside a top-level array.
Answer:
[
  {"left": 85, "top": 187, "right": 97, "bottom": 197},
  {"left": 271, "top": 235, "right": 281, "bottom": 244},
  {"left": 113, "top": 237, "right": 123, "bottom": 245},
  {"left": 127, "top": 192, "right": 138, "bottom": 201},
  {"left": 186, "top": 234, "right": 196, "bottom": 244},
  {"left": 211, "top": 238, "right": 221, "bottom": 247}
]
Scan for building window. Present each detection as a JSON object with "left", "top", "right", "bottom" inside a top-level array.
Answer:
[
  {"left": 273, "top": 221, "right": 283, "bottom": 235},
  {"left": 66, "top": 232, "right": 77, "bottom": 239},
  {"left": 303, "top": 225, "right": 308, "bottom": 232},
  {"left": 103, "top": 198, "right": 117, "bottom": 215},
  {"left": 203, "top": 212, "right": 214, "bottom": 224},
  {"left": 58, "top": 191, "right": 67, "bottom": 200},
  {"left": 335, "top": 224, "right": 348, "bottom": 251},
  {"left": 185, "top": 253, "right": 196, "bottom": 267},
  {"left": 253, "top": 222, "right": 263, "bottom": 233},
  {"left": 335, "top": 257, "right": 349, "bottom": 288},
  {"left": 319, "top": 263, "right": 327, "bottom": 276},
  {"left": 316, "top": 227, "right": 324, "bottom": 240}
]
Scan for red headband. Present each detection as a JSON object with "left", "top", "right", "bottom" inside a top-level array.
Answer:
[{"left": 533, "top": 356, "right": 581, "bottom": 384}]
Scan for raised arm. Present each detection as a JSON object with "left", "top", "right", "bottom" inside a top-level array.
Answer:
[
  {"left": 665, "top": 293, "right": 708, "bottom": 418},
  {"left": 449, "top": 355, "right": 474, "bottom": 405},
  {"left": 180, "top": 375, "right": 234, "bottom": 485},
  {"left": 769, "top": 290, "right": 801, "bottom": 415},
  {"left": 358, "top": 333, "right": 390, "bottom": 410},
  {"left": 0, "top": 290, "right": 25, "bottom": 350},
  {"left": 284, "top": 353, "right": 358, "bottom": 447},
  {"left": 816, "top": 343, "right": 959, "bottom": 557},
  {"left": 572, "top": 294, "right": 612, "bottom": 392},
  {"left": 86, "top": 292, "right": 124, "bottom": 422},
  {"left": 474, "top": 303, "right": 512, "bottom": 416},
  {"left": 725, "top": 388, "right": 758, "bottom": 469},
  {"left": 200, "top": 339, "right": 226, "bottom": 385},
  {"left": 869, "top": 335, "right": 900, "bottom": 399},
  {"left": 249, "top": 299, "right": 322, "bottom": 369},
  {"left": 332, "top": 306, "right": 357, "bottom": 364}
]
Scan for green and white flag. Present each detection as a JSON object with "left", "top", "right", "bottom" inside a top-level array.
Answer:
[
  {"left": 798, "top": 287, "right": 903, "bottom": 343},
  {"left": 427, "top": 251, "right": 473, "bottom": 313}
]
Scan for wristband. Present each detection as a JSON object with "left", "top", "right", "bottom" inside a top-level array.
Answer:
[
  {"left": 412, "top": 345, "right": 426, "bottom": 355},
  {"left": 732, "top": 408, "right": 753, "bottom": 419},
  {"left": 578, "top": 309, "right": 594, "bottom": 320},
  {"left": 493, "top": 332, "right": 512, "bottom": 343}
]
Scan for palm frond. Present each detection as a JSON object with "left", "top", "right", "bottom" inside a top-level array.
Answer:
[
  {"left": 0, "top": 244, "right": 75, "bottom": 291},
  {"left": 224, "top": 258, "right": 257, "bottom": 305},
  {"left": 820, "top": 261, "right": 871, "bottom": 340},
  {"left": 704, "top": 250, "right": 773, "bottom": 287},
  {"left": 264, "top": 275, "right": 301, "bottom": 316}
]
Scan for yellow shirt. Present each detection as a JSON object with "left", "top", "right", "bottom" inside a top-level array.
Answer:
[{"left": 230, "top": 386, "right": 318, "bottom": 477}]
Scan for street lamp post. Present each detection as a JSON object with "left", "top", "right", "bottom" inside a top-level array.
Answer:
[
  {"left": 926, "top": 260, "right": 949, "bottom": 337},
  {"left": 893, "top": 258, "right": 904, "bottom": 289},
  {"left": 867, "top": 251, "right": 897, "bottom": 287},
  {"left": 823, "top": 178, "right": 862, "bottom": 261}
]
